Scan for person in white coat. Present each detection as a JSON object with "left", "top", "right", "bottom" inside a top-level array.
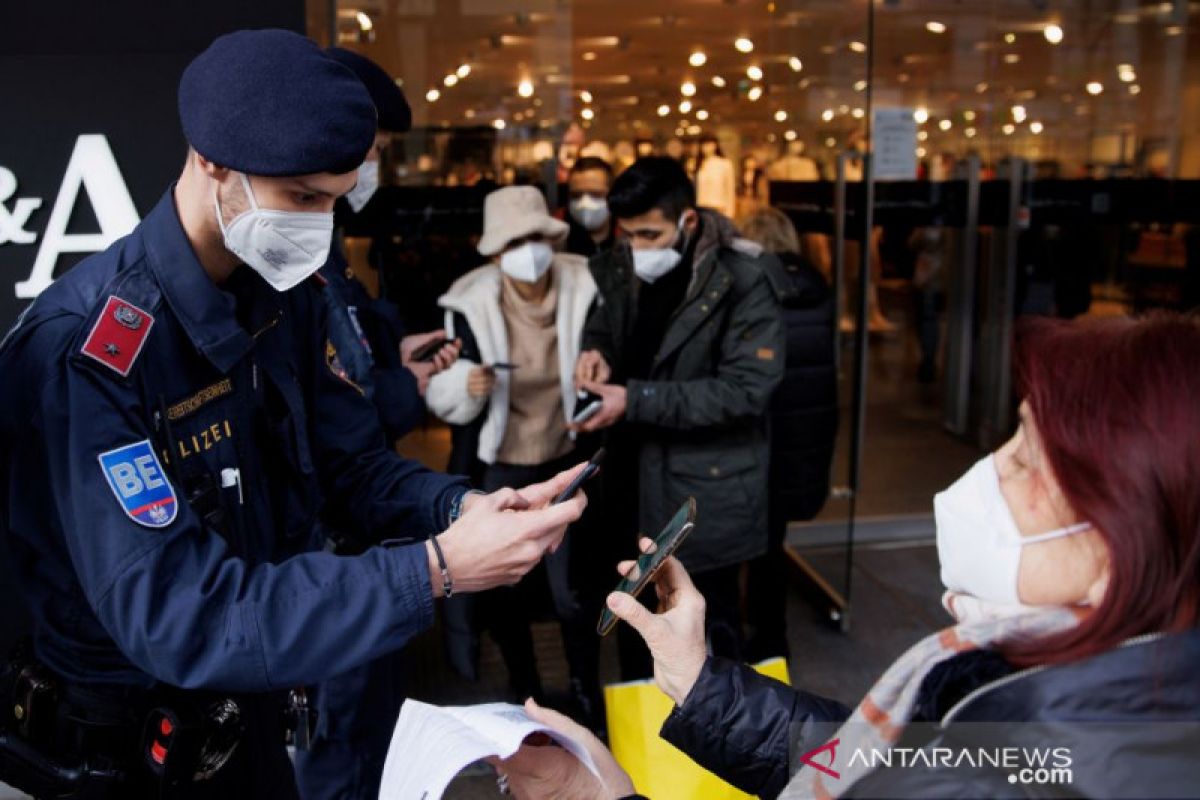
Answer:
[{"left": 425, "top": 185, "right": 603, "bottom": 724}]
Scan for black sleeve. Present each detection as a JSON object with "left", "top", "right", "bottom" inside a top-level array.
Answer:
[{"left": 659, "top": 657, "right": 851, "bottom": 800}]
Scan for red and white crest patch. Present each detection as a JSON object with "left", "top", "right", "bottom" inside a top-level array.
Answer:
[{"left": 80, "top": 296, "right": 155, "bottom": 377}]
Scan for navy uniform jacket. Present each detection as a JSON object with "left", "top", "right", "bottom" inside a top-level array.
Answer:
[
  {"left": 318, "top": 241, "right": 425, "bottom": 442},
  {"left": 0, "top": 188, "right": 467, "bottom": 693}
]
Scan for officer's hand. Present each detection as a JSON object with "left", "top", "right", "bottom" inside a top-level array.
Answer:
[
  {"left": 433, "top": 472, "right": 587, "bottom": 594},
  {"left": 401, "top": 330, "right": 462, "bottom": 372},
  {"left": 567, "top": 380, "right": 626, "bottom": 433},
  {"left": 467, "top": 365, "right": 497, "bottom": 398},
  {"left": 574, "top": 350, "right": 611, "bottom": 387}
]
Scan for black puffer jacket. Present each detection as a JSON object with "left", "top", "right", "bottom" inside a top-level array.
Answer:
[
  {"left": 656, "top": 628, "right": 1200, "bottom": 798},
  {"left": 766, "top": 252, "right": 836, "bottom": 522}
]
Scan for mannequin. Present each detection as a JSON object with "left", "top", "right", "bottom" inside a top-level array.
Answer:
[
  {"left": 695, "top": 135, "right": 736, "bottom": 219},
  {"left": 768, "top": 139, "right": 821, "bottom": 181}
]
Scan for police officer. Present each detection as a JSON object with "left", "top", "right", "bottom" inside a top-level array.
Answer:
[
  {"left": 0, "top": 29, "right": 585, "bottom": 799},
  {"left": 293, "top": 48, "right": 459, "bottom": 800}
]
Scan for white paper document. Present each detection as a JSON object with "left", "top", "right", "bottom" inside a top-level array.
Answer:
[{"left": 378, "top": 700, "right": 601, "bottom": 799}]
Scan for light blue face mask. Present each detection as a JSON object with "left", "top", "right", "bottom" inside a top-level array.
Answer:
[{"left": 934, "top": 454, "right": 1092, "bottom": 605}]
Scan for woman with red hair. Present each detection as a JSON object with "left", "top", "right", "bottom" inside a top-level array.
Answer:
[{"left": 492, "top": 311, "right": 1200, "bottom": 799}]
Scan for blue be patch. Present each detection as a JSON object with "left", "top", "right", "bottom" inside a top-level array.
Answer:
[{"left": 97, "top": 440, "right": 178, "bottom": 528}]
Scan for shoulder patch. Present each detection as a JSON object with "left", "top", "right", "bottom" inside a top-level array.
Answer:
[
  {"left": 81, "top": 296, "right": 155, "bottom": 377},
  {"left": 97, "top": 439, "right": 178, "bottom": 528}
]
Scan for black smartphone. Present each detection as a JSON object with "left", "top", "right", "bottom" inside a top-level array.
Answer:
[
  {"left": 411, "top": 337, "right": 453, "bottom": 362},
  {"left": 597, "top": 497, "right": 697, "bottom": 636},
  {"left": 552, "top": 448, "right": 605, "bottom": 504},
  {"left": 571, "top": 389, "right": 604, "bottom": 425}
]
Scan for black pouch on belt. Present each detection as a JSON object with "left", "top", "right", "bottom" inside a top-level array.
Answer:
[{"left": 141, "top": 696, "right": 244, "bottom": 784}]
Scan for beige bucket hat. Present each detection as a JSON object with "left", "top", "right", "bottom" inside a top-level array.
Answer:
[{"left": 477, "top": 185, "right": 568, "bottom": 257}]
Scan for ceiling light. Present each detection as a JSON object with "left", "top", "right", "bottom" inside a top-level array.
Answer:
[
  {"left": 789, "top": 56, "right": 803, "bottom": 72},
  {"left": 825, "top": 137, "right": 837, "bottom": 147},
  {"left": 821, "top": 109, "right": 834, "bottom": 121},
  {"left": 493, "top": 119, "right": 506, "bottom": 130},
  {"left": 747, "top": 65, "right": 763, "bottom": 81},
  {"left": 774, "top": 109, "right": 788, "bottom": 122},
  {"left": 735, "top": 37, "right": 754, "bottom": 53},
  {"left": 1166, "top": 25, "right": 1184, "bottom": 36},
  {"left": 444, "top": 74, "right": 458, "bottom": 87},
  {"left": 1004, "top": 53, "right": 1021, "bottom": 64},
  {"left": 689, "top": 51, "right": 707, "bottom": 67},
  {"left": 976, "top": 81, "right": 989, "bottom": 93},
  {"left": 1011, "top": 105, "right": 1027, "bottom": 122},
  {"left": 964, "top": 127, "right": 977, "bottom": 138},
  {"left": 1118, "top": 65, "right": 1137, "bottom": 82},
  {"left": 581, "top": 108, "right": 595, "bottom": 120},
  {"left": 581, "top": 90, "right": 593, "bottom": 103},
  {"left": 1030, "top": 121, "right": 1044, "bottom": 134},
  {"left": 712, "top": 75, "right": 727, "bottom": 88},
  {"left": 518, "top": 79, "right": 534, "bottom": 98},
  {"left": 747, "top": 86, "right": 764, "bottom": 101},
  {"left": 657, "top": 104, "right": 671, "bottom": 116},
  {"left": 582, "top": 51, "right": 597, "bottom": 61},
  {"left": 1086, "top": 81, "right": 1104, "bottom": 95},
  {"left": 964, "top": 110, "right": 977, "bottom": 121},
  {"left": 1043, "top": 24, "right": 1064, "bottom": 44},
  {"left": 939, "top": 118, "right": 952, "bottom": 130},
  {"left": 917, "top": 130, "right": 929, "bottom": 141},
  {"left": 679, "top": 100, "right": 693, "bottom": 113},
  {"left": 457, "top": 64, "right": 472, "bottom": 78},
  {"left": 425, "top": 88, "right": 440, "bottom": 102},
  {"left": 1129, "top": 84, "right": 1142, "bottom": 95},
  {"left": 914, "top": 107, "right": 929, "bottom": 123},
  {"left": 852, "top": 107, "right": 865, "bottom": 119},
  {"left": 464, "top": 108, "right": 476, "bottom": 119},
  {"left": 926, "top": 21, "right": 947, "bottom": 34},
  {"left": 1004, "top": 32, "right": 1016, "bottom": 44},
  {"left": 916, "top": 146, "right": 927, "bottom": 158},
  {"left": 1002, "top": 123, "right": 1015, "bottom": 135},
  {"left": 356, "top": 11, "right": 373, "bottom": 31},
  {"left": 854, "top": 80, "right": 867, "bottom": 92},
  {"left": 785, "top": 129, "right": 797, "bottom": 141},
  {"left": 849, "top": 41, "right": 867, "bottom": 53},
  {"left": 687, "top": 124, "right": 701, "bottom": 135},
  {"left": 696, "top": 109, "right": 709, "bottom": 120},
  {"left": 681, "top": 80, "right": 697, "bottom": 97}
]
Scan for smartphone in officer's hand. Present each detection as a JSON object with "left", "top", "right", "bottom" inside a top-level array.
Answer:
[
  {"left": 553, "top": 448, "right": 605, "bottom": 505},
  {"left": 597, "top": 497, "right": 697, "bottom": 636},
  {"left": 571, "top": 389, "right": 604, "bottom": 425},
  {"left": 411, "top": 337, "right": 453, "bottom": 362}
]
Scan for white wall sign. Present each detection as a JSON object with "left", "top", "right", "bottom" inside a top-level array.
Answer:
[{"left": 872, "top": 108, "right": 919, "bottom": 181}]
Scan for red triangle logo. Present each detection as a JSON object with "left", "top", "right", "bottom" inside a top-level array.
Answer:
[{"left": 799, "top": 738, "right": 841, "bottom": 779}]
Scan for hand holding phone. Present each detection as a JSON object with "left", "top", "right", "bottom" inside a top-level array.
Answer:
[
  {"left": 552, "top": 448, "right": 604, "bottom": 505},
  {"left": 571, "top": 389, "right": 604, "bottom": 425},
  {"left": 410, "top": 337, "right": 453, "bottom": 362},
  {"left": 597, "top": 497, "right": 697, "bottom": 636}
]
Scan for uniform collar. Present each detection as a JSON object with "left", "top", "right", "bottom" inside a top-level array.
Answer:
[{"left": 141, "top": 187, "right": 254, "bottom": 373}]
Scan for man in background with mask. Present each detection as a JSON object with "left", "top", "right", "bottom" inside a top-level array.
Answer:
[
  {"left": 572, "top": 157, "right": 784, "bottom": 678},
  {"left": 292, "top": 48, "right": 460, "bottom": 800},
  {"left": 563, "top": 156, "right": 616, "bottom": 258},
  {"left": 0, "top": 30, "right": 587, "bottom": 798}
]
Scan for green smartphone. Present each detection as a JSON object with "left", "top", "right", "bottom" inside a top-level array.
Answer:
[{"left": 597, "top": 497, "right": 697, "bottom": 636}]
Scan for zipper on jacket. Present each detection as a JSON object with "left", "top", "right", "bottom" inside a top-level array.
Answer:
[{"left": 938, "top": 631, "right": 1168, "bottom": 727}]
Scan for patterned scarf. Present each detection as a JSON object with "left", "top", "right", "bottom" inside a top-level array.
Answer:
[{"left": 779, "top": 592, "right": 1083, "bottom": 799}]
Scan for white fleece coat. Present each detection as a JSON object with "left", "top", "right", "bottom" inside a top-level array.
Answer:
[{"left": 425, "top": 255, "right": 597, "bottom": 465}]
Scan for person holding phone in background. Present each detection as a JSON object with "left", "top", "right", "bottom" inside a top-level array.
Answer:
[{"left": 425, "top": 186, "right": 605, "bottom": 727}]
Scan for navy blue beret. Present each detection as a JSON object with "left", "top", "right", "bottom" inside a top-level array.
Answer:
[
  {"left": 325, "top": 47, "right": 411, "bottom": 133},
  {"left": 179, "top": 29, "right": 377, "bottom": 177}
]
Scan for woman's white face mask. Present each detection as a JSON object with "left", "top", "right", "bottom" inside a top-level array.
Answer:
[
  {"left": 934, "top": 454, "right": 1092, "bottom": 606},
  {"left": 344, "top": 160, "right": 379, "bottom": 213},
  {"left": 500, "top": 241, "right": 554, "bottom": 283},
  {"left": 214, "top": 172, "right": 333, "bottom": 292}
]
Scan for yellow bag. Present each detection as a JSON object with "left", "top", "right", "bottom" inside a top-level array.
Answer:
[{"left": 605, "top": 658, "right": 790, "bottom": 799}]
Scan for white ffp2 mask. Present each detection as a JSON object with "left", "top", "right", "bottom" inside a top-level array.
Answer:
[
  {"left": 345, "top": 160, "right": 380, "bottom": 213},
  {"left": 569, "top": 194, "right": 610, "bottom": 232},
  {"left": 632, "top": 213, "right": 689, "bottom": 284},
  {"left": 934, "top": 454, "right": 1092, "bottom": 606},
  {"left": 500, "top": 241, "right": 554, "bottom": 283},
  {"left": 214, "top": 172, "right": 333, "bottom": 292}
]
